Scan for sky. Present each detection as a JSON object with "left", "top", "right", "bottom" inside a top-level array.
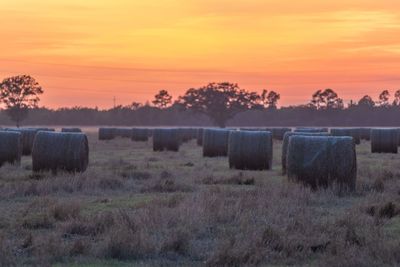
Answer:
[{"left": 1, "top": 0, "right": 400, "bottom": 108}]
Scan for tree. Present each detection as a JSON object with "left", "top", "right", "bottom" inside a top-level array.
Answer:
[
  {"left": 358, "top": 95, "right": 375, "bottom": 108},
  {"left": 128, "top": 101, "right": 142, "bottom": 110},
  {"left": 377, "top": 90, "right": 390, "bottom": 107},
  {"left": 178, "top": 82, "right": 260, "bottom": 127},
  {"left": 310, "top": 88, "right": 343, "bottom": 109},
  {"left": 152, "top": 89, "right": 172, "bottom": 108},
  {"left": 0, "top": 75, "right": 43, "bottom": 127},
  {"left": 261, "top": 90, "right": 280, "bottom": 109},
  {"left": 393, "top": 90, "right": 400, "bottom": 106},
  {"left": 266, "top": 91, "right": 280, "bottom": 109}
]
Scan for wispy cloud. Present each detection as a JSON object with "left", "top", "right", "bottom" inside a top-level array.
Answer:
[{"left": 1, "top": 0, "right": 400, "bottom": 107}]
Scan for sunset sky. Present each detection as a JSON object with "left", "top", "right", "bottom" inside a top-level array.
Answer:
[{"left": 1, "top": 0, "right": 400, "bottom": 108}]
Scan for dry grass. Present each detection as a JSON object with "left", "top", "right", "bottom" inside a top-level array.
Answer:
[{"left": 0, "top": 130, "right": 399, "bottom": 266}]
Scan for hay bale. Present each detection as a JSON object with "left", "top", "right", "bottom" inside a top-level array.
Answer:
[
  {"left": 286, "top": 136, "right": 356, "bottom": 191},
  {"left": 114, "top": 128, "right": 133, "bottom": 138},
  {"left": 359, "top": 128, "right": 371, "bottom": 141},
  {"left": 196, "top": 128, "right": 204, "bottom": 146},
  {"left": 0, "top": 131, "right": 22, "bottom": 166},
  {"left": 371, "top": 128, "right": 398, "bottom": 153},
  {"left": 228, "top": 131, "right": 273, "bottom": 170},
  {"left": 147, "top": 128, "right": 154, "bottom": 137},
  {"left": 190, "top": 128, "right": 199, "bottom": 139},
  {"left": 281, "top": 132, "right": 331, "bottom": 175},
  {"left": 294, "top": 128, "right": 328, "bottom": 133},
  {"left": 5, "top": 128, "right": 36, "bottom": 155},
  {"left": 34, "top": 128, "right": 55, "bottom": 132},
  {"left": 203, "top": 129, "right": 231, "bottom": 157},
  {"left": 98, "top": 128, "right": 116, "bottom": 140},
  {"left": 5, "top": 128, "right": 54, "bottom": 155},
  {"left": 178, "top": 128, "right": 195, "bottom": 143},
  {"left": 131, "top": 128, "right": 149, "bottom": 142},
  {"left": 153, "top": 129, "right": 180, "bottom": 151},
  {"left": 330, "top": 128, "right": 361, "bottom": 145},
  {"left": 61, "top": 128, "right": 82, "bottom": 133},
  {"left": 398, "top": 129, "right": 400, "bottom": 147},
  {"left": 240, "top": 128, "right": 267, "bottom": 131},
  {"left": 266, "top": 128, "right": 292, "bottom": 140},
  {"left": 32, "top": 132, "right": 89, "bottom": 173}
]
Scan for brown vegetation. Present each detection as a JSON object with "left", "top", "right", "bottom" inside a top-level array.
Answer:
[{"left": 0, "top": 129, "right": 399, "bottom": 266}]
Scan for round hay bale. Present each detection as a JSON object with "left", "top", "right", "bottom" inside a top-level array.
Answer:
[
  {"left": 359, "top": 128, "right": 371, "bottom": 141},
  {"left": 114, "top": 128, "right": 133, "bottom": 138},
  {"left": 228, "top": 131, "right": 273, "bottom": 170},
  {"left": 5, "top": 128, "right": 54, "bottom": 155},
  {"left": 196, "top": 128, "right": 204, "bottom": 146},
  {"left": 147, "top": 128, "right": 154, "bottom": 137},
  {"left": 281, "top": 132, "right": 331, "bottom": 175},
  {"left": 190, "top": 128, "right": 199, "bottom": 139},
  {"left": 34, "top": 128, "right": 55, "bottom": 132},
  {"left": 286, "top": 136, "right": 357, "bottom": 191},
  {"left": 239, "top": 128, "right": 267, "bottom": 131},
  {"left": 5, "top": 128, "right": 36, "bottom": 155},
  {"left": 0, "top": 131, "right": 22, "bottom": 166},
  {"left": 98, "top": 128, "right": 116, "bottom": 140},
  {"left": 266, "top": 128, "right": 292, "bottom": 140},
  {"left": 32, "top": 132, "right": 89, "bottom": 173},
  {"left": 178, "top": 128, "right": 195, "bottom": 143},
  {"left": 202, "top": 129, "right": 231, "bottom": 157},
  {"left": 371, "top": 128, "right": 398, "bottom": 153},
  {"left": 131, "top": 128, "right": 149, "bottom": 142},
  {"left": 398, "top": 129, "right": 400, "bottom": 147},
  {"left": 153, "top": 128, "right": 180, "bottom": 152},
  {"left": 61, "top": 128, "right": 82, "bottom": 133},
  {"left": 294, "top": 128, "right": 328, "bottom": 133},
  {"left": 330, "top": 128, "right": 361, "bottom": 145}
]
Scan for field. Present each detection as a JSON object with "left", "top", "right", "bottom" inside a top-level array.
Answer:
[{"left": 0, "top": 129, "right": 400, "bottom": 267}]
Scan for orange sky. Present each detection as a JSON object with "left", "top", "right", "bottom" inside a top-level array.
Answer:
[{"left": 1, "top": 0, "right": 400, "bottom": 108}]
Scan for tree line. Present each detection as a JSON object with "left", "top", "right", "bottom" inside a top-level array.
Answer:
[{"left": 0, "top": 75, "right": 399, "bottom": 127}]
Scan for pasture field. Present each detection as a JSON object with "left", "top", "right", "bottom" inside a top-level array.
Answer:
[{"left": 0, "top": 129, "right": 399, "bottom": 266}]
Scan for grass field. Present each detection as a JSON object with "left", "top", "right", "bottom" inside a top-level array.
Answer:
[{"left": 0, "top": 129, "right": 399, "bottom": 266}]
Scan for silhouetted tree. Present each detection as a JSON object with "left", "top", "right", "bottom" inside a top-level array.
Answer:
[
  {"left": 347, "top": 100, "right": 356, "bottom": 108},
  {"left": 393, "top": 90, "right": 400, "bottom": 106},
  {"left": 261, "top": 90, "right": 280, "bottom": 109},
  {"left": 0, "top": 75, "right": 43, "bottom": 127},
  {"left": 377, "top": 90, "right": 390, "bottom": 107},
  {"left": 310, "top": 89, "right": 343, "bottom": 109},
  {"left": 178, "top": 82, "right": 260, "bottom": 127},
  {"left": 358, "top": 95, "right": 375, "bottom": 108},
  {"left": 128, "top": 101, "right": 142, "bottom": 110},
  {"left": 152, "top": 90, "right": 172, "bottom": 108}
]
